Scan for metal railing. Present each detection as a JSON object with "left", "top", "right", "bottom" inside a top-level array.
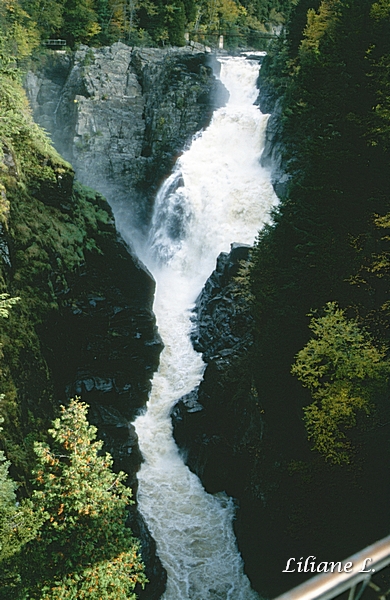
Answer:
[
  {"left": 273, "top": 535, "right": 390, "bottom": 600},
  {"left": 42, "top": 39, "right": 67, "bottom": 46}
]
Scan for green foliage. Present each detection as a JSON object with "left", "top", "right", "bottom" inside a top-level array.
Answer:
[
  {"left": 0, "top": 71, "right": 111, "bottom": 320},
  {"left": 300, "top": 0, "right": 341, "bottom": 55},
  {"left": 0, "top": 0, "right": 40, "bottom": 65},
  {"left": 0, "top": 62, "right": 116, "bottom": 496},
  {"left": 0, "top": 286, "right": 41, "bottom": 592},
  {"left": 18, "top": 399, "right": 147, "bottom": 599},
  {"left": 21, "top": 0, "right": 65, "bottom": 34},
  {"left": 0, "top": 16, "right": 149, "bottom": 599},
  {"left": 0, "top": 415, "right": 41, "bottom": 569},
  {"left": 0, "top": 65, "right": 68, "bottom": 188},
  {"left": 292, "top": 303, "right": 389, "bottom": 464},
  {"left": 292, "top": 302, "right": 387, "bottom": 390},
  {"left": 246, "top": 0, "right": 390, "bottom": 479},
  {"left": 0, "top": 0, "right": 291, "bottom": 50},
  {"left": 0, "top": 0, "right": 292, "bottom": 50},
  {"left": 0, "top": 295, "right": 20, "bottom": 319},
  {"left": 165, "top": 0, "right": 186, "bottom": 45},
  {"left": 61, "top": 0, "right": 101, "bottom": 46}
]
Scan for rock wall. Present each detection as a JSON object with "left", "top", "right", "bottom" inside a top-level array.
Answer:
[
  {"left": 26, "top": 44, "right": 227, "bottom": 233},
  {"left": 256, "top": 55, "right": 290, "bottom": 200}
]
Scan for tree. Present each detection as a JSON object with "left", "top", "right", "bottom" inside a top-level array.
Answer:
[
  {"left": 61, "top": 0, "right": 101, "bottom": 46},
  {"left": 19, "top": 399, "right": 147, "bottom": 599},
  {"left": 0, "top": 415, "right": 42, "bottom": 599},
  {"left": 299, "top": 0, "right": 341, "bottom": 56},
  {"left": 0, "top": 0, "right": 40, "bottom": 63},
  {"left": 0, "top": 417, "right": 38, "bottom": 562},
  {"left": 21, "top": 0, "right": 65, "bottom": 37},
  {"left": 165, "top": 0, "right": 186, "bottom": 45},
  {"left": 0, "top": 295, "right": 20, "bottom": 319},
  {"left": 196, "top": 0, "right": 244, "bottom": 35},
  {"left": 98, "top": 0, "right": 156, "bottom": 46},
  {"left": 292, "top": 302, "right": 390, "bottom": 464}
]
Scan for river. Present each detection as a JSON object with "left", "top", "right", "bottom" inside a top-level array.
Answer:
[{"left": 130, "top": 55, "right": 278, "bottom": 600}]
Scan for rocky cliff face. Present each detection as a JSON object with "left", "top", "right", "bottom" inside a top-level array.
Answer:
[
  {"left": 256, "top": 55, "right": 290, "bottom": 201},
  {"left": 26, "top": 44, "right": 227, "bottom": 233}
]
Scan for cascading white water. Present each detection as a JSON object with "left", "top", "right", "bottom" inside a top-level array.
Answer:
[{"left": 129, "top": 56, "right": 278, "bottom": 600}]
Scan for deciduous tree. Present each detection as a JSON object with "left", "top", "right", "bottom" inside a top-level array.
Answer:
[{"left": 292, "top": 302, "right": 390, "bottom": 464}]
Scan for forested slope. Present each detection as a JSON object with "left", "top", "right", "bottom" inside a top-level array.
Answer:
[
  {"left": 2, "top": 0, "right": 287, "bottom": 51},
  {"left": 248, "top": 0, "right": 390, "bottom": 591},
  {"left": 0, "top": 22, "right": 166, "bottom": 598},
  {"left": 252, "top": 0, "right": 390, "bottom": 474}
]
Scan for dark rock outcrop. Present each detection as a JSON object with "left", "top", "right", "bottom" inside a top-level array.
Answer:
[
  {"left": 191, "top": 243, "right": 254, "bottom": 361},
  {"left": 172, "top": 244, "right": 264, "bottom": 506},
  {"left": 172, "top": 244, "right": 309, "bottom": 598},
  {"left": 39, "top": 208, "right": 162, "bottom": 488},
  {"left": 256, "top": 56, "right": 291, "bottom": 200}
]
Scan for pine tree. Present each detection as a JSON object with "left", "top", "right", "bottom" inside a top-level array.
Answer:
[{"left": 19, "top": 399, "right": 147, "bottom": 599}]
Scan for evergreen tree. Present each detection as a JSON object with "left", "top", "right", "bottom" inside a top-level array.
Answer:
[
  {"left": 165, "top": 0, "right": 186, "bottom": 45},
  {"left": 19, "top": 399, "right": 147, "bottom": 599}
]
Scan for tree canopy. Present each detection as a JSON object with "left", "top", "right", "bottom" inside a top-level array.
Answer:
[
  {"left": 0, "top": 0, "right": 289, "bottom": 51},
  {"left": 248, "top": 0, "right": 390, "bottom": 466}
]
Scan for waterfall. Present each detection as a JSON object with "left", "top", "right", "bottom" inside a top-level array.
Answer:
[{"left": 127, "top": 56, "right": 278, "bottom": 600}]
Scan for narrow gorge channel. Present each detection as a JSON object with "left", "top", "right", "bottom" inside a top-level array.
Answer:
[{"left": 120, "top": 56, "right": 278, "bottom": 599}]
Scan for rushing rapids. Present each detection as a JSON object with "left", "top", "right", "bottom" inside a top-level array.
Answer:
[{"left": 126, "top": 56, "right": 278, "bottom": 599}]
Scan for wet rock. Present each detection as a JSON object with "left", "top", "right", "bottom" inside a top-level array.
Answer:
[
  {"left": 40, "top": 224, "right": 162, "bottom": 463},
  {"left": 256, "top": 57, "right": 291, "bottom": 201},
  {"left": 260, "top": 100, "right": 291, "bottom": 200},
  {"left": 172, "top": 244, "right": 263, "bottom": 494},
  {"left": 191, "top": 243, "right": 253, "bottom": 360}
]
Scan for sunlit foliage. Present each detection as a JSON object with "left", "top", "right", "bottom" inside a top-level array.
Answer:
[{"left": 292, "top": 303, "right": 389, "bottom": 463}]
